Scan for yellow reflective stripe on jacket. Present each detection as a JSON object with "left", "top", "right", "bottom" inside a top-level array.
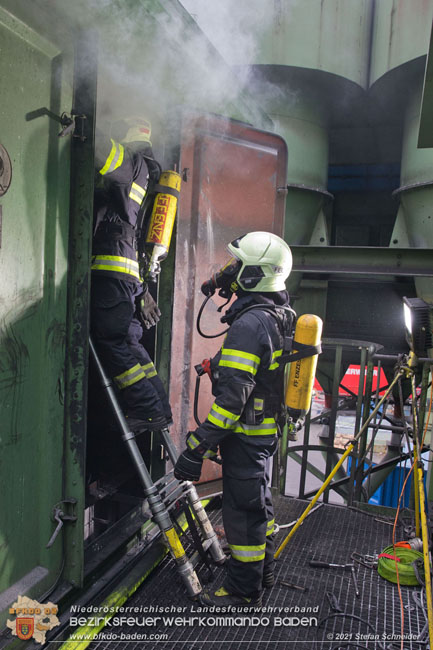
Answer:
[
  {"left": 254, "top": 398, "right": 264, "bottom": 410},
  {"left": 219, "top": 348, "right": 260, "bottom": 375},
  {"left": 234, "top": 417, "right": 278, "bottom": 436},
  {"left": 187, "top": 433, "right": 201, "bottom": 451},
  {"left": 114, "top": 363, "right": 146, "bottom": 389},
  {"left": 266, "top": 518, "right": 275, "bottom": 536},
  {"left": 129, "top": 182, "right": 146, "bottom": 205},
  {"left": 228, "top": 543, "right": 266, "bottom": 562},
  {"left": 142, "top": 361, "right": 157, "bottom": 378},
  {"left": 207, "top": 403, "right": 240, "bottom": 429},
  {"left": 99, "top": 139, "right": 124, "bottom": 176},
  {"left": 186, "top": 433, "right": 217, "bottom": 458},
  {"left": 269, "top": 349, "right": 283, "bottom": 370},
  {"left": 91, "top": 255, "right": 140, "bottom": 280}
]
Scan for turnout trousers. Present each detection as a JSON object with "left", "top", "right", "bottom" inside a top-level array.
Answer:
[
  {"left": 90, "top": 275, "right": 171, "bottom": 422},
  {"left": 220, "top": 434, "right": 277, "bottom": 597}
]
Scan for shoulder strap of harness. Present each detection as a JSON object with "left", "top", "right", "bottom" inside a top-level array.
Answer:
[{"left": 232, "top": 303, "right": 321, "bottom": 362}]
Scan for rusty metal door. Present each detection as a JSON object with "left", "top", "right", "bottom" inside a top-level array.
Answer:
[{"left": 170, "top": 112, "right": 288, "bottom": 483}]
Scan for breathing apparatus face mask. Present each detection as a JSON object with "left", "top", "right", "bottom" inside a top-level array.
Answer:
[{"left": 201, "top": 256, "right": 242, "bottom": 299}]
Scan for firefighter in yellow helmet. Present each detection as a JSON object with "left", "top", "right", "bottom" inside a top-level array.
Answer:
[
  {"left": 91, "top": 117, "right": 171, "bottom": 431},
  {"left": 174, "top": 231, "right": 294, "bottom": 608}
]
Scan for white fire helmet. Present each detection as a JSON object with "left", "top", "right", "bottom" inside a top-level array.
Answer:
[
  {"left": 227, "top": 231, "right": 292, "bottom": 292},
  {"left": 121, "top": 117, "right": 152, "bottom": 145}
]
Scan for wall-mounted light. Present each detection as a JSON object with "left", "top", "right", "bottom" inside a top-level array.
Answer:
[{"left": 402, "top": 296, "right": 432, "bottom": 356}]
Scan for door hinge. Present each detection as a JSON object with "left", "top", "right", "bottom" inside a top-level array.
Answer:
[
  {"left": 25, "top": 108, "right": 87, "bottom": 140},
  {"left": 46, "top": 498, "right": 77, "bottom": 549},
  {"left": 58, "top": 113, "right": 87, "bottom": 141}
]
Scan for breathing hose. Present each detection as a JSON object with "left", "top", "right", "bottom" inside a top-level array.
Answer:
[
  {"left": 196, "top": 294, "right": 230, "bottom": 339},
  {"left": 377, "top": 544, "right": 424, "bottom": 586}
]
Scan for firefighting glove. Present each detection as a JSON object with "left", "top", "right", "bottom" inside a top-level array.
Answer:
[
  {"left": 185, "top": 431, "right": 222, "bottom": 465},
  {"left": 138, "top": 286, "right": 161, "bottom": 329},
  {"left": 174, "top": 449, "right": 203, "bottom": 482}
]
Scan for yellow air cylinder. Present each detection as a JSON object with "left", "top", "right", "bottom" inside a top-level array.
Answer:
[
  {"left": 145, "top": 170, "right": 181, "bottom": 279},
  {"left": 146, "top": 170, "right": 181, "bottom": 249},
  {"left": 286, "top": 314, "right": 323, "bottom": 415}
]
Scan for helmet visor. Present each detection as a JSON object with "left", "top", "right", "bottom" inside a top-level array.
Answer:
[
  {"left": 214, "top": 256, "right": 241, "bottom": 295},
  {"left": 219, "top": 256, "right": 241, "bottom": 277}
]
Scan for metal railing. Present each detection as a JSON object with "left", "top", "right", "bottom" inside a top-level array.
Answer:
[{"left": 279, "top": 338, "right": 432, "bottom": 506}]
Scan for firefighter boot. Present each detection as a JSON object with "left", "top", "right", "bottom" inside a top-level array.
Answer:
[
  {"left": 262, "top": 569, "right": 275, "bottom": 589},
  {"left": 199, "top": 586, "right": 262, "bottom": 610}
]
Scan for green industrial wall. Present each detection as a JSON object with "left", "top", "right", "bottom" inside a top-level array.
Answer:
[
  {"left": 0, "top": 0, "right": 274, "bottom": 623},
  {"left": 0, "top": 3, "right": 75, "bottom": 602}
]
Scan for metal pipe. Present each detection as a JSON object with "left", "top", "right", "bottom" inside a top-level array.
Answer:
[
  {"left": 63, "top": 28, "right": 98, "bottom": 588},
  {"left": 301, "top": 447, "right": 428, "bottom": 498},
  {"left": 368, "top": 423, "right": 411, "bottom": 432},
  {"left": 410, "top": 373, "right": 433, "bottom": 647},
  {"left": 290, "top": 246, "right": 433, "bottom": 277},
  {"left": 299, "top": 409, "right": 311, "bottom": 499},
  {"left": 354, "top": 356, "right": 375, "bottom": 502},
  {"left": 324, "top": 345, "right": 342, "bottom": 503},
  {"left": 362, "top": 440, "right": 403, "bottom": 501},
  {"left": 89, "top": 337, "right": 202, "bottom": 598},
  {"left": 365, "top": 359, "right": 383, "bottom": 500},
  {"left": 279, "top": 417, "right": 289, "bottom": 495},
  {"left": 347, "top": 347, "right": 368, "bottom": 506},
  {"left": 374, "top": 354, "right": 433, "bottom": 364},
  {"left": 159, "top": 427, "right": 226, "bottom": 565},
  {"left": 275, "top": 369, "right": 404, "bottom": 558},
  {"left": 417, "top": 465, "right": 433, "bottom": 647},
  {"left": 411, "top": 374, "right": 421, "bottom": 538},
  {"left": 418, "top": 362, "right": 431, "bottom": 432}
]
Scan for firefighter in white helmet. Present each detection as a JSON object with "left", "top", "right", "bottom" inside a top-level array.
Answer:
[
  {"left": 91, "top": 117, "right": 171, "bottom": 432},
  {"left": 175, "top": 231, "right": 293, "bottom": 608}
]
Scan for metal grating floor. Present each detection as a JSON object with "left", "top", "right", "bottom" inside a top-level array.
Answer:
[{"left": 88, "top": 496, "right": 429, "bottom": 650}]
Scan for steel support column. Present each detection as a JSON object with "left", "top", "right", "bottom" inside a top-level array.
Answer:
[
  {"left": 291, "top": 245, "right": 433, "bottom": 276},
  {"left": 63, "top": 29, "right": 97, "bottom": 587}
]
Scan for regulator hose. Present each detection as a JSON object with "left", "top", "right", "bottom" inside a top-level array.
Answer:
[
  {"left": 377, "top": 544, "right": 425, "bottom": 586},
  {"left": 196, "top": 294, "right": 230, "bottom": 339}
]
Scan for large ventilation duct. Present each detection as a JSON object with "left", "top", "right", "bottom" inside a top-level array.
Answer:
[
  {"left": 392, "top": 88, "right": 433, "bottom": 303},
  {"left": 229, "top": 0, "right": 372, "bottom": 390},
  {"left": 197, "top": 0, "right": 373, "bottom": 248},
  {"left": 269, "top": 100, "right": 329, "bottom": 246},
  {"left": 370, "top": 0, "right": 433, "bottom": 304}
]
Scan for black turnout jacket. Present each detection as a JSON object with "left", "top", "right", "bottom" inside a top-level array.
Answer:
[{"left": 187, "top": 291, "right": 291, "bottom": 458}]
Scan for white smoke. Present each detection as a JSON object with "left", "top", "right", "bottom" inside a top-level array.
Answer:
[
  {"left": 179, "top": 0, "right": 270, "bottom": 66},
  {"left": 82, "top": 0, "right": 274, "bottom": 138},
  {"left": 178, "top": 0, "right": 299, "bottom": 117},
  {"left": 71, "top": 0, "right": 303, "bottom": 147}
]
